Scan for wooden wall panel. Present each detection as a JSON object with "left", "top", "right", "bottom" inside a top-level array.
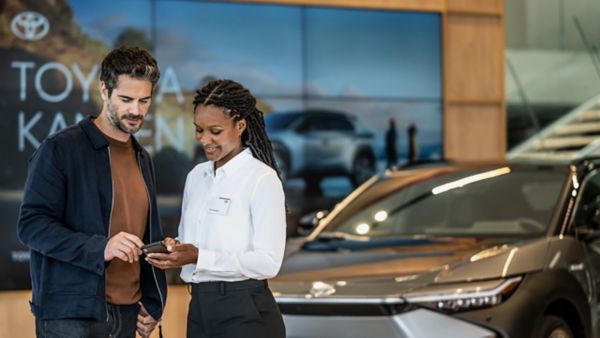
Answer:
[
  {"left": 443, "top": 1, "right": 505, "bottom": 161},
  {"left": 445, "top": 104, "right": 505, "bottom": 160},
  {"left": 0, "top": 291, "right": 34, "bottom": 338},
  {"left": 235, "top": 0, "right": 445, "bottom": 12},
  {"left": 150, "top": 286, "right": 190, "bottom": 338},
  {"left": 445, "top": 15, "right": 503, "bottom": 102},
  {"left": 446, "top": 0, "right": 502, "bottom": 14},
  {"left": 0, "top": 286, "right": 191, "bottom": 338}
]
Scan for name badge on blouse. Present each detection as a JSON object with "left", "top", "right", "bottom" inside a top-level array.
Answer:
[{"left": 208, "top": 197, "right": 231, "bottom": 216}]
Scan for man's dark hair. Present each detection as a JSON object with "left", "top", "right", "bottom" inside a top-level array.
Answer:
[
  {"left": 100, "top": 45, "right": 160, "bottom": 97},
  {"left": 193, "top": 79, "right": 281, "bottom": 180}
]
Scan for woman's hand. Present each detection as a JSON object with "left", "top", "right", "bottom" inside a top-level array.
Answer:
[
  {"left": 145, "top": 237, "right": 198, "bottom": 269},
  {"left": 162, "top": 237, "right": 179, "bottom": 251}
]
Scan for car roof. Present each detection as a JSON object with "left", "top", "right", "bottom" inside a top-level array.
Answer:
[
  {"left": 389, "top": 159, "right": 572, "bottom": 176},
  {"left": 272, "top": 109, "right": 352, "bottom": 117}
]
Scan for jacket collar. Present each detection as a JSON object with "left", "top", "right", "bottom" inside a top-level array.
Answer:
[{"left": 79, "top": 115, "right": 143, "bottom": 153}]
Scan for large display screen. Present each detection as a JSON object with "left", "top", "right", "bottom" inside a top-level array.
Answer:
[{"left": 0, "top": 0, "right": 441, "bottom": 289}]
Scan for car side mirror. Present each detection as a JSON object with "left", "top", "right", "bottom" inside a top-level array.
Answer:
[
  {"left": 575, "top": 226, "right": 600, "bottom": 242},
  {"left": 297, "top": 210, "right": 329, "bottom": 236}
]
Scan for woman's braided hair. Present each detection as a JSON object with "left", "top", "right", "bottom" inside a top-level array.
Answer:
[{"left": 193, "top": 79, "right": 282, "bottom": 181}]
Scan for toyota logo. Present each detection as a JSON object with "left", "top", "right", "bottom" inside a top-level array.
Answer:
[{"left": 11, "top": 11, "right": 50, "bottom": 41}]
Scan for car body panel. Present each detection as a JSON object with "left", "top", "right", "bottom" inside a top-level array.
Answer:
[
  {"left": 432, "top": 237, "right": 550, "bottom": 283},
  {"left": 282, "top": 308, "right": 498, "bottom": 338}
]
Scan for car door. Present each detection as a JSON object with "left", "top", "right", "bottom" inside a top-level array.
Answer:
[{"left": 570, "top": 169, "right": 600, "bottom": 335}]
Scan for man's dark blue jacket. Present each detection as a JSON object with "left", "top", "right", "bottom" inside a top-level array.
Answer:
[{"left": 17, "top": 116, "right": 167, "bottom": 321}]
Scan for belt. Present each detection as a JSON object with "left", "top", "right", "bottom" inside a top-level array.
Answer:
[{"left": 191, "top": 279, "right": 268, "bottom": 295}]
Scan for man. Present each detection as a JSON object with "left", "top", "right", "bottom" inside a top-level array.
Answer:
[{"left": 17, "top": 46, "right": 167, "bottom": 338}]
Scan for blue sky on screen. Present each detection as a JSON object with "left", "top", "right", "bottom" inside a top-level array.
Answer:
[
  {"left": 305, "top": 8, "right": 441, "bottom": 100},
  {"left": 65, "top": 0, "right": 442, "bottom": 159},
  {"left": 154, "top": 1, "right": 302, "bottom": 95},
  {"left": 67, "top": 0, "right": 152, "bottom": 47},
  {"left": 67, "top": 1, "right": 440, "bottom": 100}
]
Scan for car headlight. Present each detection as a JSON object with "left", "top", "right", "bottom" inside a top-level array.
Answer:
[
  {"left": 436, "top": 294, "right": 502, "bottom": 312},
  {"left": 403, "top": 276, "right": 522, "bottom": 313}
]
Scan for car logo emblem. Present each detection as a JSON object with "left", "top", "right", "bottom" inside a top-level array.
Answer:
[
  {"left": 11, "top": 11, "right": 50, "bottom": 41},
  {"left": 309, "top": 281, "right": 336, "bottom": 298}
]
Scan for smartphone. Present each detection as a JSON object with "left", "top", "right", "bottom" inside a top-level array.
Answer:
[{"left": 141, "top": 241, "right": 169, "bottom": 254}]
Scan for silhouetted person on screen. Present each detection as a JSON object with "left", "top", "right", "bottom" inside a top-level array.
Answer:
[
  {"left": 385, "top": 118, "right": 398, "bottom": 168},
  {"left": 408, "top": 123, "right": 418, "bottom": 164}
]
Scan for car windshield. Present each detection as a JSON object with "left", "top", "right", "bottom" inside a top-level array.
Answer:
[
  {"left": 264, "top": 113, "right": 300, "bottom": 132},
  {"left": 320, "top": 166, "right": 567, "bottom": 238}
]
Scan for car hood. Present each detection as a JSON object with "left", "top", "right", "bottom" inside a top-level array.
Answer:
[{"left": 272, "top": 236, "right": 552, "bottom": 298}]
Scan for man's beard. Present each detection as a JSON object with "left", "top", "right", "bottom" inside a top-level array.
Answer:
[{"left": 107, "top": 102, "right": 144, "bottom": 134}]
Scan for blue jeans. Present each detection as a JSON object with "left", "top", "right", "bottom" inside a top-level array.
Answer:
[{"left": 35, "top": 303, "right": 139, "bottom": 338}]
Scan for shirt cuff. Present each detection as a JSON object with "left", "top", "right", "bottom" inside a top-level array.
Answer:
[{"left": 194, "top": 249, "right": 216, "bottom": 274}]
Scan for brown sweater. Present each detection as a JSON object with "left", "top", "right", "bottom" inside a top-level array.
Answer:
[{"left": 103, "top": 134, "right": 149, "bottom": 305}]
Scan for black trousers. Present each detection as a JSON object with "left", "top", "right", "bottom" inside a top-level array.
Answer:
[{"left": 187, "top": 279, "right": 286, "bottom": 338}]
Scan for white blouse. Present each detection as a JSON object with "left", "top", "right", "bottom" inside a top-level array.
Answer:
[{"left": 178, "top": 148, "right": 287, "bottom": 283}]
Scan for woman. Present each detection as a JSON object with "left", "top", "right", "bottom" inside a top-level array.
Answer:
[{"left": 146, "top": 79, "right": 286, "bottom": 338}]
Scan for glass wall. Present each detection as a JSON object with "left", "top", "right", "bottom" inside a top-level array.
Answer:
[{"left": 505, "top": 0, "right": 600, "bottom": 148}]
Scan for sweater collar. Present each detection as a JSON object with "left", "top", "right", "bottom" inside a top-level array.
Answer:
[{"left": 79, "top": 115, "right": 143, "bottom": 152}]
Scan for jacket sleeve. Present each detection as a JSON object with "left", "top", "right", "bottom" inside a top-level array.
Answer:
[{"left": 16, "top": 139, "right": 107, "bottom": 275}]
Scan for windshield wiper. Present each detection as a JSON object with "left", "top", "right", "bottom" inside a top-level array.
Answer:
[
  {"left": 302, "top": 233, "right": 445, "bottom": 252},
  {"left": 314, "top": 231, "right": 370, "bottom": 242},
  {"left": 301, "top": 232, "right": 368, "bottom": 252}
]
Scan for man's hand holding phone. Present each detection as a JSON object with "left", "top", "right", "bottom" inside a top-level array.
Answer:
[{"left": 104, "top": 231, "right": 144, "bottom": 263}]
